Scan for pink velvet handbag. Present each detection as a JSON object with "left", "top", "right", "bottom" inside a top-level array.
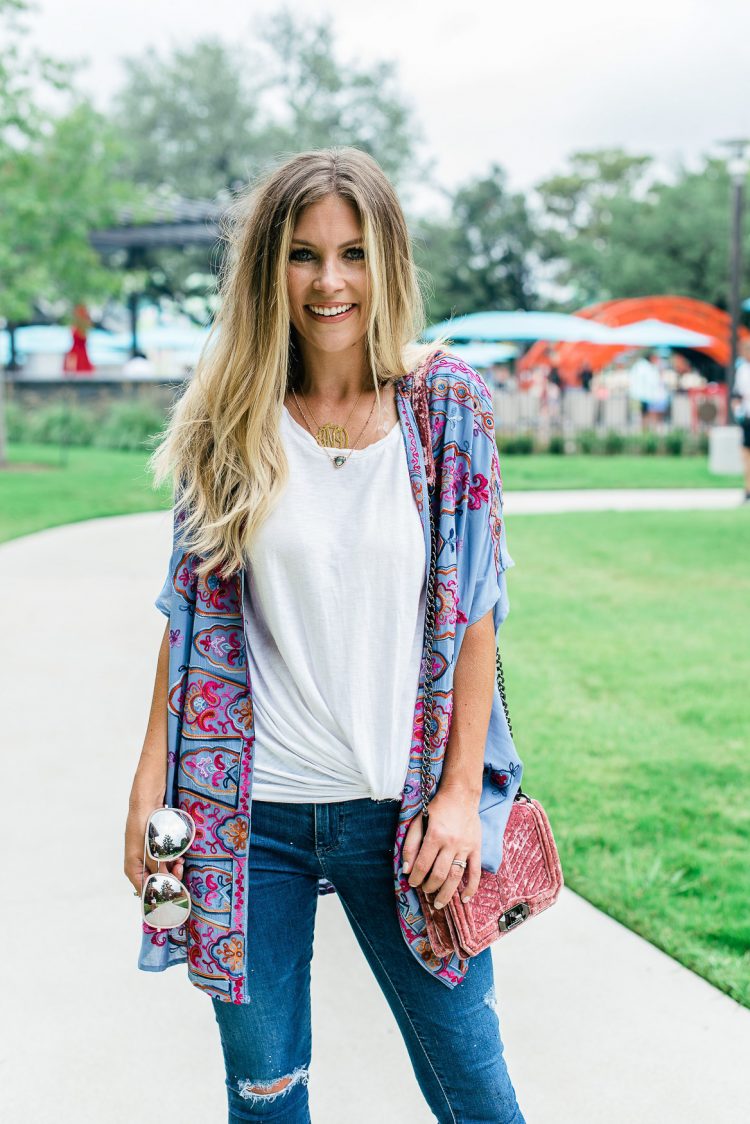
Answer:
[{"left": 414, "top": 474, "right": 563, "bottom": 964}]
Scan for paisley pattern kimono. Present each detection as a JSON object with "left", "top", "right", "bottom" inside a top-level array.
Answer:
[{"left": 138, "top": 349, "right": 523, "bottom": 1001}]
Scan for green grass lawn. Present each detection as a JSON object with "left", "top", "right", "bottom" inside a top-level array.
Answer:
[
  {"left": 1, "top": 442, "right": 744, "bottom": 543},
  {"left": 500, "top": 453, "right": 744, "bottom": 491},
  {"left": 502, "top": 508, "right": 750, "bottom": 1007},
  {"left": 1, "top": 443, "right": 171, "bottom": 542}
]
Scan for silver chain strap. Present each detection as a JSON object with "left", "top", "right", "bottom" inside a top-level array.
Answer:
[{"left": 420, "top": 481, "right": 520, "bottom": 832}]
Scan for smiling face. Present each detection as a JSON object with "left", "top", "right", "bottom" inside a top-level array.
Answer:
[{"left": 286, "top": 194, "right": 370, "bottom": 363}]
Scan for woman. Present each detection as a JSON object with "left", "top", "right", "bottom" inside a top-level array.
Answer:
[{"left": 124, "top": 147, "right": 526, "bottom": 1123}]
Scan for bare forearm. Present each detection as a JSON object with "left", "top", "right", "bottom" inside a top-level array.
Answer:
[
  {"left": 439, "top": 608, "right": 496, "bottom": 800},
  {"left": 128, "top": 620, "right": 171, "bottom": 811},
  {"left": 124, "top": 621, "right": 173, "bottom": 889}
]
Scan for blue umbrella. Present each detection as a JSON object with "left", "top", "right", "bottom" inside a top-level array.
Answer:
[
  {"left": 441, "top": 342, "right": 519, "bottom": 368},
  {"left": 423, "top": 310, "right": 617, "bottom": 344},
  {"left": 603, "top": 319, "right": 713, "bottom": 348}
]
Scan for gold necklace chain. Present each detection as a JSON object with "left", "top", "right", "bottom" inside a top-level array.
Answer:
[{"left": 291, "top": 386, "right": 378, "bottom": 469}]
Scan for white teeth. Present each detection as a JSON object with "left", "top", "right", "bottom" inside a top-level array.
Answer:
[{"left": 308, "top": 303, "right": 354, "bottom": 317}]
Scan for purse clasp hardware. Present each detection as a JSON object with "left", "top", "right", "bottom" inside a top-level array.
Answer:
[{"left": 498, "top": 902, "right": 530, "bottom": 932}]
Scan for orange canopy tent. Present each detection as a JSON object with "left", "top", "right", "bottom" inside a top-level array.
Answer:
[{"left": 518, "top": 296, "right": 749, "bottom": 383}]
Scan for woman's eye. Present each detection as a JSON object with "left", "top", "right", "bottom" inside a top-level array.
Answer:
[{"left": 289, "top": 247, "right": 365, "bottom": 261}]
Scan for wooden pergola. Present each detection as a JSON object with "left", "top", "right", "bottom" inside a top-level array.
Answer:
[{"left": 89, "top": 196, "right": 225, "bottom": 355}]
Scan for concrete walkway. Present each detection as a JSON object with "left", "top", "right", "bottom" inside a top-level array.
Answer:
[
  {"left": 506, "top": 485, "right": 746, "bottom": 514},
  {"left": 2, "top": 495, "right": 748, "bottom": 1123}
]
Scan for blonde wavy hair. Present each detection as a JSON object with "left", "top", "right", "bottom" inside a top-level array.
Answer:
[{"left": 148, "top": 146, "right": 452, "bottom": 582}]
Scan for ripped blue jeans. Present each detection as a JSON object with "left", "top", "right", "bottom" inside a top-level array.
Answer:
[{"left": 212, "top": 797, "right": 526, "bottom": 1123}]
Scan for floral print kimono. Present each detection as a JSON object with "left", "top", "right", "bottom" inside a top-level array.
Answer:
[{"left": 138, "top": 348, "right": 523, "bottom": 1002}]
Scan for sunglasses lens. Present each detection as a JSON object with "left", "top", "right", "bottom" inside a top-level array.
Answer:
[
  {"left": 147, "top": 807, "right": 195, "bottom": 861},
  {"left": 142, "top": 873, "right": 191, "bottom": 929}
]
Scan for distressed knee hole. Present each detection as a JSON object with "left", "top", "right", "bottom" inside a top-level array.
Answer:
[
  {"left": 483, "top": 984, "right": 498, "bottom": 1013},
  {"left": 237, "top": 1065, "right": 309, "bottom": 1104}
]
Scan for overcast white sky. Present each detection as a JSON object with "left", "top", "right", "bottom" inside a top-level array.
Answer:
[{"left": 30, "top": 0, "right": 750, "bottom": 208}]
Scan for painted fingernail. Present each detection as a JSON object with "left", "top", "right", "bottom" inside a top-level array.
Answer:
[
  {"left": 461, "top": 894, "right": 472, "bottom": 903},
  {"left": 402, "top": 861, "right": 410, "bottom": 873},
  {"left": 434, "top": 900, "right": 444, "bottom": 909}
]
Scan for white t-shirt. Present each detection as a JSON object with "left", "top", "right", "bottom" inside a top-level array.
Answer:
[{"left": 243, "top": 404, "right": 427, "bottom": 802}]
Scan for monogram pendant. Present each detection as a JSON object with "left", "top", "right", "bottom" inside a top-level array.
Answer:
[{"left": 315, "top": 423, "right": 349, "bottom": 448}]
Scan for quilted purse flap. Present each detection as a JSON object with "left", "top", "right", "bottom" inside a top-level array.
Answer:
[
  {"left": 448, "top": 798, "right": 563, "bottom": 952},
  {"left": 417, "top": 797, "right": 563, "bottom": 959}
]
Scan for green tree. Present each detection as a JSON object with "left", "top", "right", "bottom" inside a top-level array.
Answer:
[
  {"left": 0, "top": 0, "right": 138, "bottom": 465},
  {"left": 110, "top": 6, "right": 421, "bottom": 199},
  {"left": 107, "top": 6, "right": 424, "bottom": 326},
  {"left": 413, "top": 164, "right": 538, "bottom": 322},
  {"left": 110, "top": 38, "right": 264, "bottom": 200},
  {"left": 0, "top": 0, "right": 73, "bottom": 328},
  {"left": 596, "top": 159, "right": 749, "bottom": 308},
  {"left": 534, "top": 147, "right": 654, "bottom": 307},
  {"left": 29, "top": 101, "right": 135, "bottom": 305},
  {"left": 534, "top": 147, "right": 750, "bottom": 310}
]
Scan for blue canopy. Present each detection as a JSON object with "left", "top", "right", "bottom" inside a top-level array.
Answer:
[
  {"left": 603, "top": 319, "right": 713, "bottom": 348},
  {"left": 441, "top": 342, "right": 519, "bottom": 368},
  {"left": 423, "top": 310, "right": 617, "bottom": 344}
]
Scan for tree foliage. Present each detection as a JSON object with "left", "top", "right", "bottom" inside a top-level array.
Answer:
[
  {"left": 110, "top": 6, "right": 420, "bottom": 199},
  {"left": 0, "top": 0, "right": 135, "bottom": 324},
  {"left": 534, "top": 147, "right": 749, "bottom": 311},
  {"left": 413, "top": 165, "right": 538, "bottom": 322}
]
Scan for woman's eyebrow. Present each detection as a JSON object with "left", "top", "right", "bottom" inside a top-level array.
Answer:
[{"left": 291, "top": 237, "right": 363, "bottom": 248}]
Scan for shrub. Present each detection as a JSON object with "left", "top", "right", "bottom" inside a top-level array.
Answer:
[
  {"left": 94, "top": 401, "right": 166, "bottom": 452},
  {"left": 27, "top": 403, "right": 97, "bottom": 446},
  {"left": 499, "top": 432, "right": 534, "bottom": 454},
  {"left": 622, "top": 433, "right": 644, "bottom": 455},
  {"left": 576, "top": 428, "right": 600, "bottom": 454},
  {"left": 626, "top": 431, "right": 661, "bottom": 456},
  {"left": 4, "top": 401, "right": 31, "bottom": 442},
  {"left": 547, "top": 434, "right": 566, "bottom": 455},
  {"left": 603, "top": 429, "right": 625, "bottom": 455},
  {"left": 664, "top": 429, "right": 687, "bottom": 456}
]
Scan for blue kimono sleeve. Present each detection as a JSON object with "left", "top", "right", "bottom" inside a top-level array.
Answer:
[
  {"left": 464, "top": 395, "right": 515, "bottom": 629},
  {"left": 155, "top": 562, "right": 173, "bottom": 618},
  {"left": 154, "top": 499, "right": 186, "bottom": 617}
]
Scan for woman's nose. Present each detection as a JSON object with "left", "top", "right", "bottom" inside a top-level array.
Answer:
[{"left": 313, "top": 257, "right": 346, "bottom": 291}]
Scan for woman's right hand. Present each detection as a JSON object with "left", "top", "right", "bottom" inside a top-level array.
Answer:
[{"left": 124, "top": 795, "right": 186, "bottom": 896}]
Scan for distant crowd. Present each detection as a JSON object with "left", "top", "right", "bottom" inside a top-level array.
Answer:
[{"left": 491, "top": 348, "right": 732, "bottom": 432}]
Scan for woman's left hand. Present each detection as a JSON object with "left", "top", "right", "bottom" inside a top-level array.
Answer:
[{"left": 402, "top": 783, "right": 482, "bottom": 909}]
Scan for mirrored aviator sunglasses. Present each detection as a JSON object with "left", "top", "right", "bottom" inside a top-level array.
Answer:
[{"left": 140, "top": 806, "right": 196, "bottom": 931}]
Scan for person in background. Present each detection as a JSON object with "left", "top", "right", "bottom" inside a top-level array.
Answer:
[
  {"left": 591, "top": 369, "right": 608, "bottom": 428},
  {"left": 730, "top": 338, "right": 750, "bottom": 503},
  {"left": 628, "top": 350, "right": 664, "bottom": 431},
  {"left": 547, "top": 363, "right": 562, "bottom": 394}
]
